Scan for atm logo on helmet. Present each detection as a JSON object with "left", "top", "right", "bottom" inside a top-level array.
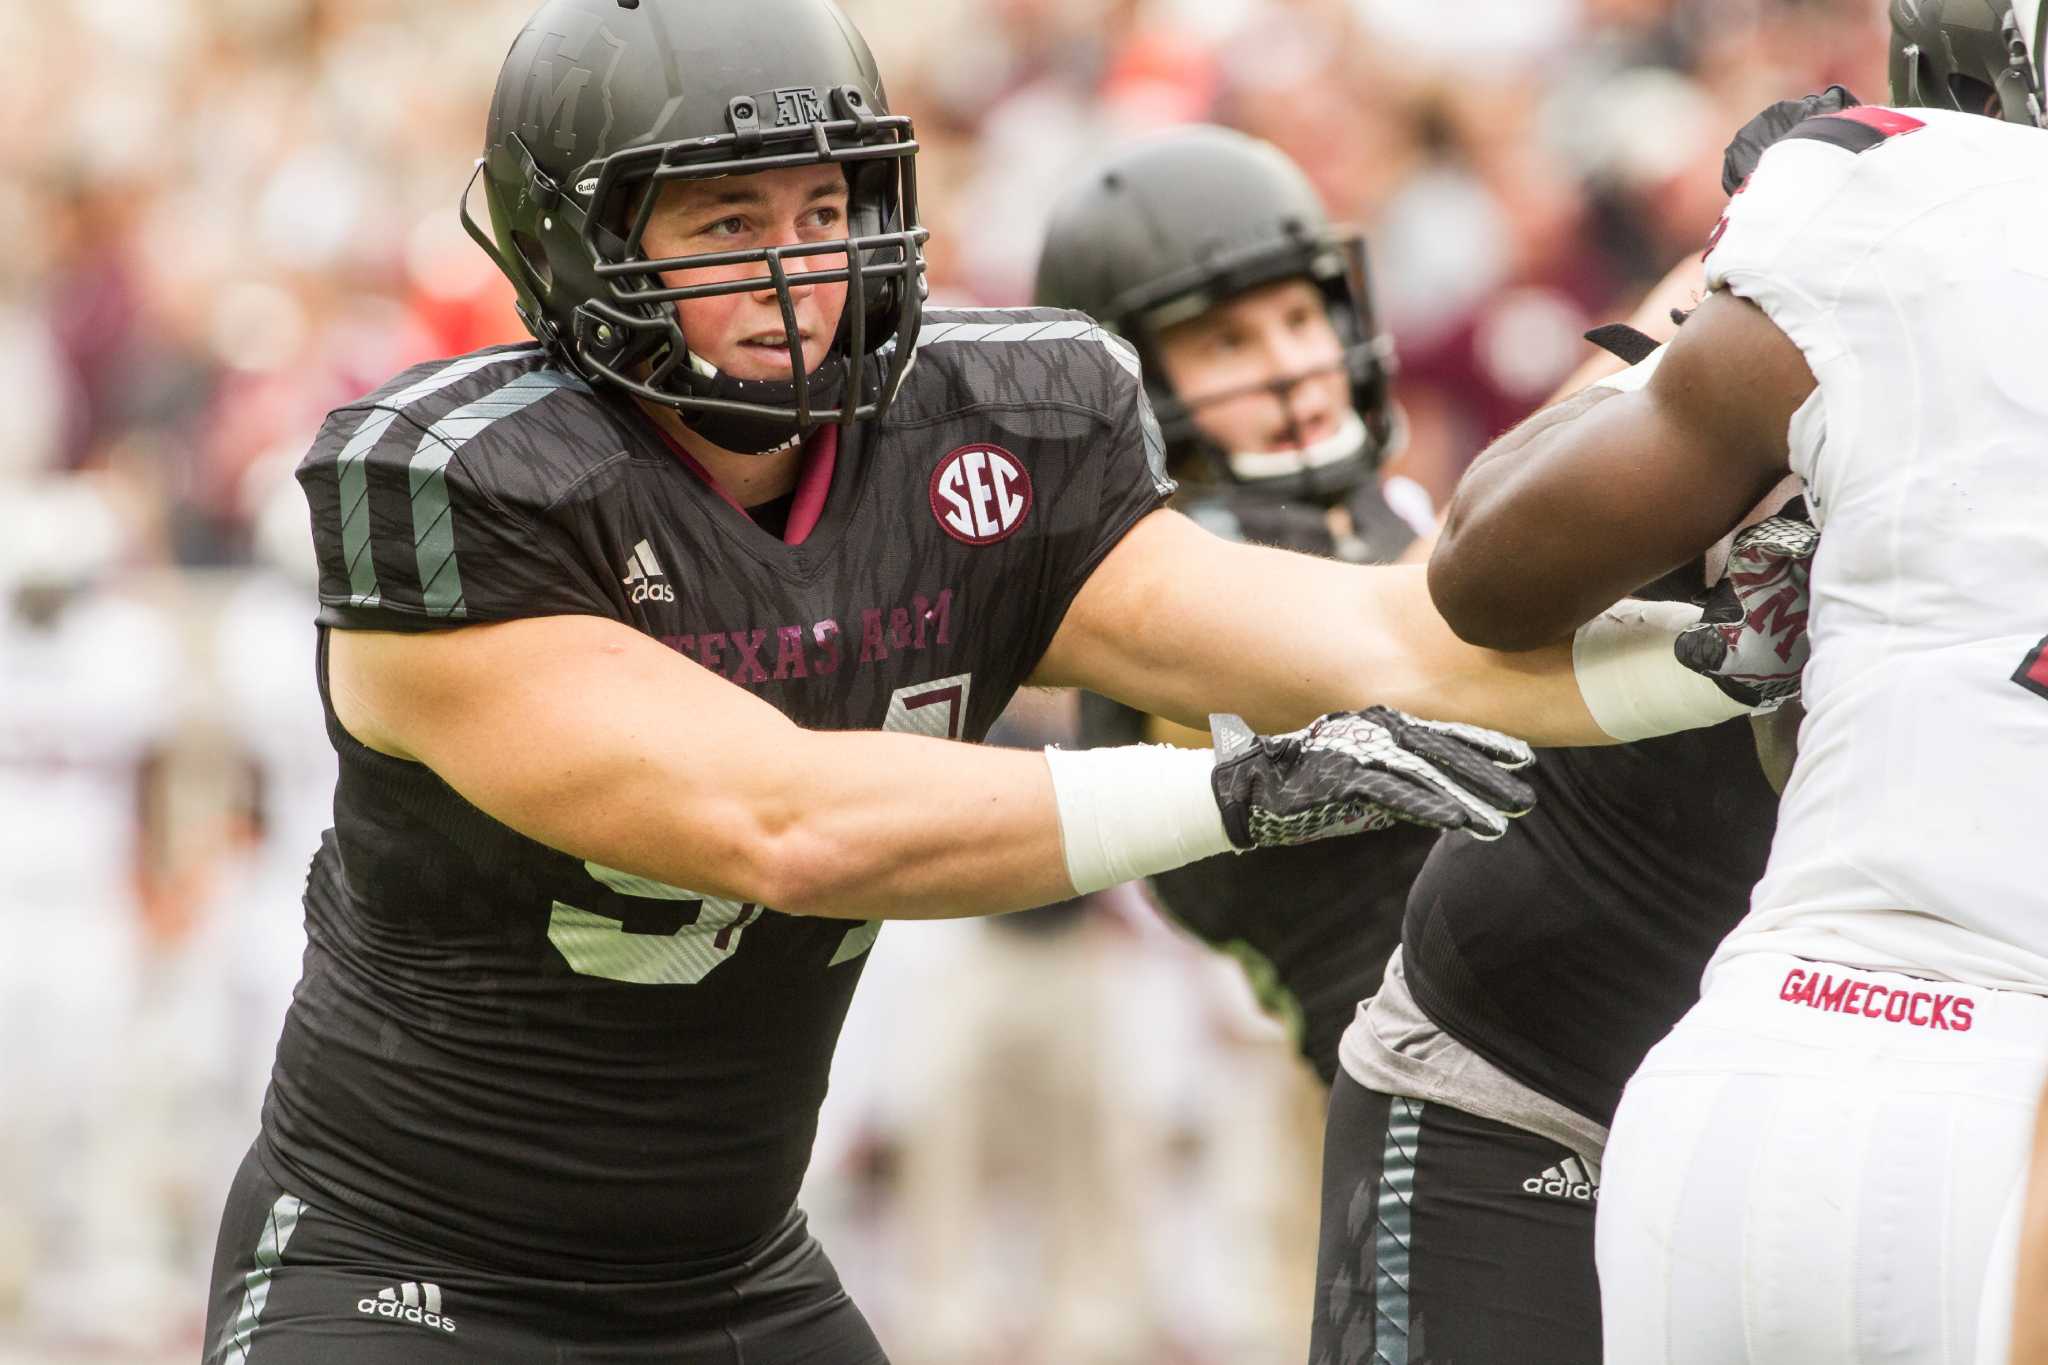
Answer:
[
  {"left": 772, "top": 87, "right": 828, "bottom": 127},
  {"left": 931, "top": 445, "right": 1033, "bottom": 546}
]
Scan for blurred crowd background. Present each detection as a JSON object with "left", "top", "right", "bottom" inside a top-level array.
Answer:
[{"left": 0, "top": 0, "right": 1886, "bottom": 1360}]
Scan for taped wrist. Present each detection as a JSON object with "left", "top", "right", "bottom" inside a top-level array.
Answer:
[
  {"left": 1573, "top": 601, "right": 1750, "bottom": 742},
  {"left": 1042, "top": 744, "right": 1234, "bottom": 895}
]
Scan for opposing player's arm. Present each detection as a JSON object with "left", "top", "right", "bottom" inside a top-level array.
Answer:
[
  {"left": 329, "top": 616, "right": 1073, "bottom": 922},
  {"left": 1429, "top": 289, "right": 1813, "bottom": 650},
  {"left": 1032, "top": 511, "right": 1621, "bottom": 747}
]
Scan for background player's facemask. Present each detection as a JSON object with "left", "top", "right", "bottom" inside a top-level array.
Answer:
[
  {"left": 1157, "top": 368, "right": 1393, "bottom": 504},
  {"left": 1033, "top": 125, "right": 1398, "bottom": 503},
  {"left": 1890, "top": 0, "right": 2048, "bottom": 127},
  {"left": 1140, "top": 240, "right": 1402, "bottom": 507}
]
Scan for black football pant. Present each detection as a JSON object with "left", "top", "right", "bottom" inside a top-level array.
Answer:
[
  {"left": 202, "top": 1143, "right": 887, "bottom": 1363},
  {"left": 1308, "top": 1074, "right": 1602, "bottom": 1365}
]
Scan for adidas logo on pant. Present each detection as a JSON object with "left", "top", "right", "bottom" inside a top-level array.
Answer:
[
  {"left": 1522, "top": 1156, "right": 1600, "bottom": 1204},
  {"left": 356, "top": 1280, "right": 457, "bottom": 1333}
]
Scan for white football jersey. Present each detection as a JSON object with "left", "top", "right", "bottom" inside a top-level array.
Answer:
[{"left": 1706, "top": 107, "right": 2048, "bottom": 994}]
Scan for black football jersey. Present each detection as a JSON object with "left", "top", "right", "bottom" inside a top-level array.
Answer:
[
  {"left": 1079, "top": 478, "right": 1437, "bottom": 1083},
  {"left": 1400, "top": 719, "right": 1779, "bottom": 1126},
  {"left": 272, "top": 312, "right": 1173, "bottom": 1276}
]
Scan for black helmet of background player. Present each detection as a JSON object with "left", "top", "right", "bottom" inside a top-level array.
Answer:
[
  {"left": 1890, "top": 0, "right": 2048, "bottom": 126},
  {"left": 1033, "top": 125, "right": 1397, "bottom": 505},
  {"left": 464, "top": 0, "right": 929, "bottom": 454}
]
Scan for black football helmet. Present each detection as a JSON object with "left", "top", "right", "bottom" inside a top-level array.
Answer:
[
  {"left": 463, "top": 0, "right": 929, "bottom": 453},
  {"left": 1033, "top": 125, "right": 1397, "bottom": 504},
  {"left": 1890, "top": 0, "right": 2048, "bottom": 126}
]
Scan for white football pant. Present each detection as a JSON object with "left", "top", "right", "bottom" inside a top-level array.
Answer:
[{"left": 1597, "top": 952, "right": 2047, "bottom": 1364}]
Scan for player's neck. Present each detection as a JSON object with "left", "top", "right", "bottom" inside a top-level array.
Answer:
[{"left": 638, "top": 401, "right": 802, "bottom": 508}]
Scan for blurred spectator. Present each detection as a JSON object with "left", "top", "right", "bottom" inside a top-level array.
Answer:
[{"left": 2, "top": 0, "right": 1888, "bottom": 540}]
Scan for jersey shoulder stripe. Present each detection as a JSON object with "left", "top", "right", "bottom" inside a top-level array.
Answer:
[
  {"left": 896, "top": 307, "right": 1144, "bottom": 426},
  {"left": 1782, "top": 106, "right": 1927, "bottom": 156},
  {"left": 301, "top": 348, "right": 615, "bottom": 627},
  {"left": 916, "top": 308, "right": 1141, "bottom": 378},
  {"left": 407, "top": 368, "right": 585, "bottom": 619},
  {"left": 323, "top": 347, "right": 549, "bottom": 611}
]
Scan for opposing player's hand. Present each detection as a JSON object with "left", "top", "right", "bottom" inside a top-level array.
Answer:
[
  {"left": 1208, "top": 708, "right": 1536, "bottom": 848},
  {"left": 1674, "top": 512, "right": 1819, "bottom": 711},
  {"left": 1722, "top": 85, "right": 1860, "bottom": 193}
]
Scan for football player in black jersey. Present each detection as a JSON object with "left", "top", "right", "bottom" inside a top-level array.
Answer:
[
  {"left": 1028, "top": 124, "right": 1792, "bottom": 1365},
  {"left": 1033, "top": 126, "right": 1440, "bottom": 1085},
  {"left": 198, "top": 3, "right": 1791, "bottom": 1360}
]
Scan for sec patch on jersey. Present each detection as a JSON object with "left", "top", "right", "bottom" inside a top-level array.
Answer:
[{"left": 930, "top": 443, "right": 1033, "bottom": 544}]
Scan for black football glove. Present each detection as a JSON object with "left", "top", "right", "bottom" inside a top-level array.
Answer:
[
  {"left": 1722, "top": 85, "right": 1861, "bottom": 193},
  {"left": 1674, "top": 509, "right": 1819, "bottom": 711},
  {"left": 1209, "top": 707, "right": 1536, "bottom": 848}
]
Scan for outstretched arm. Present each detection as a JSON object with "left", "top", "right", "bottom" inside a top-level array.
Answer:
[
  {"left": 331, "top": 618, "right": 1073, "bottom": 921},
  {"left": 330, "top": 614, "right": 1531, "bottom": 924},
  {"left": 1428, "top": 289, "right": 1814, "bottom": 651},
  {"left": 1030, "top": 506, "right": 1751, "bottom": 748}
]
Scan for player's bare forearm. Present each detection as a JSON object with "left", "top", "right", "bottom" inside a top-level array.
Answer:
[
  {"left": 1432, "top": 291, "right": 1809, "bottom": 651},
  {"left": 1032, "top": 511, "right": 1608, "bottom": 746},
  {"left": 328, "top": 617, "right": 1076, "bottom": 922},
  {"left": 1447, "top": 386, "right": 1616, "bottom": 527},
  {"left": 1436, "top": 254, "right": 1702, "bottom": 582},
  {"left": 729, "top": 727, "right": 1077, "bottom": 919}
]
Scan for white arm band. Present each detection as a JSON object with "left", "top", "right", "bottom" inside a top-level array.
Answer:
[
  {"left": 1042, "top": 744, "right": 1234, "bottom": 895},
  {"left": 1572, "top": 601, "right": 1750, "bottom": 742},
  {"left": 1590, "top": 343, "right": 1668, "bottom": 395}
]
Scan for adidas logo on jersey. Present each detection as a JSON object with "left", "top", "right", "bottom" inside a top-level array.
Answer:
[
  {"left": 356, "top": 1281, "right": 457, "bottom": 1334},
  {"left": 1522, "top": 1156, "right": 1599, "bottom": 1204},
  {"left": 622, "top": 539, "right": 675, "bottom": 603}
]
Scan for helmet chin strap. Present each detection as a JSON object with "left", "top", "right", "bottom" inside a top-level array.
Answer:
[
  {"left": 1224, "top": 410, "right": 1367, "bottom": 483},
  {"left": 674, "top": 350, "right": 823, "bottom": 457}
]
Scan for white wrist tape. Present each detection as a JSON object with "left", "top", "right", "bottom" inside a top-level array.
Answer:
[
  {"left": 1042, "top": 744, "right": 1234, "bottom": 895},
  {"left": 1590, "top": 344, "right": 1668, "bottom": 395},
  {"left": 1572, "top": 601, "right": 1750, "bottom": 742}
]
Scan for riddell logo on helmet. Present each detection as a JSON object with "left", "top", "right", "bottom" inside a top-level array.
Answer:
[{"left": 931, "top": 445, "right": 1033, "bottom": 545}]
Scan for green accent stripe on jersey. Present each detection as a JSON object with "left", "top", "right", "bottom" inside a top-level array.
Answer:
[
  {"left": 215, "top": 1192, "right": 303, "bottom": 1364},
  {"left": 407, "top": 369, "right": 579, "bottom": 618},
  {"left": 332, "top": 349, "right": 534, "bottom": 609},
  {"left": 1373, "top": 1097, "right": 1422, "bottom": 1364},
  {"left": 336, "top": 411, "right": 398, "bottom": 607}
]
